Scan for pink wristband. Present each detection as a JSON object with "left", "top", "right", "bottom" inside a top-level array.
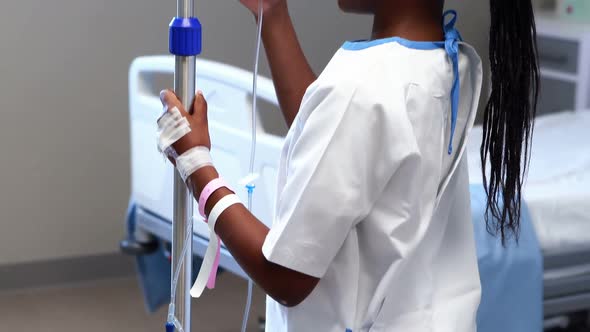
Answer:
[{"left": 198, "top": 178, "right": 232, "bottom": 218}]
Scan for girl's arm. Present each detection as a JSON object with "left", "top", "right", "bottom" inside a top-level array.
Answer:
[
  {"left": 259, "top": 2, "right": 317, "bottom": 127},
  {"left": 161, "top": 91, "right": 319, "bottom": 307},
  {"left": 192, "top": 167, "right": 319, "bottom": 307}
]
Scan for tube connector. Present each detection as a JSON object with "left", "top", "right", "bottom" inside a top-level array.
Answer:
[
  {"left": 246, "top": 183, "right": 256, "bottom": 194},
  {"left": 239, "top": 173, "right": 260, "bottom": 194}
]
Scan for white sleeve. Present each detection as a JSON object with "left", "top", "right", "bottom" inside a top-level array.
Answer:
[{"left": 262, "top": 83, "right": 418, "bottom": 278}]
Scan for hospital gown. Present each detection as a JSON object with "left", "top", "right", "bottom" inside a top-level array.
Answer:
[{"left": 262, "top": 38, "right": 484, "bottom": 332}]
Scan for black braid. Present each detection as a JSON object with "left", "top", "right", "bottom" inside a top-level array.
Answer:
[{"left": 481, "top": 0, "right": 540, "bottom": 244}]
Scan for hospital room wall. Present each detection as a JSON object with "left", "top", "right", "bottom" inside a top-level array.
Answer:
[{"left": 0, "top": 1, "right": 488, "bottom": 267}]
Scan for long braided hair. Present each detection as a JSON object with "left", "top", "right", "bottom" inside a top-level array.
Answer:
[{"left": 481, "top": 0, "right": 540, "bottom": 243}]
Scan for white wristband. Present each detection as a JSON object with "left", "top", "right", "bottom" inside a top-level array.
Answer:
[
  {"left": 157, "top": 107, "right": 191, "bottom": 154},
  {"left": 208, "top": 194, "right": 242, "bottom": 231},
  {"left": 190, "top": 194, "right": 242, "bottom": 298},
  {"left": 176, "top": 147, "right": 213, "bottom": 182},
  {"left": 190, "top": 231, "right": 220, "bottom": 298}
]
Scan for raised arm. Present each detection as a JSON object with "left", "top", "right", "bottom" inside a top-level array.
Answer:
[{"left": 242, "top": 0, "right": 317, "bottom": 127}]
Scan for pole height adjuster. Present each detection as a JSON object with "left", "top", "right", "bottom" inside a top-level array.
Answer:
[{"left": 169, "top": 17, "right": 202, "bottom": 56}]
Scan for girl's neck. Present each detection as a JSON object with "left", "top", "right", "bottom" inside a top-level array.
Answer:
[{"left": 371, "top": 2, "right": 444, "bottom": 41}]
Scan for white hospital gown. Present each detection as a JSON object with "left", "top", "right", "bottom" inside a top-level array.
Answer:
[{"left": 262, "top": 38, "right": 483, "bottom": 332}]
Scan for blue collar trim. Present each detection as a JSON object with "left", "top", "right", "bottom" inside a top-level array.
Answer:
[
  {"left": 342, "top": 37, "right": 445, "bottom": 51},
  {"left": 342, "top": 10, "right": 463, "bottom": 155}
]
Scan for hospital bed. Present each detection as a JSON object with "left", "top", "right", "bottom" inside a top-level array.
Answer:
[
  {"left": 123, "top": 56, "right": 590, "bottom": 329},
  {"left": 467, "top": 111, "right": 590, "bottom": 327}
]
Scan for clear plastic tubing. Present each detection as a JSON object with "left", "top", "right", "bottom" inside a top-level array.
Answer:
[{"left": 242, "top": 2, "right": 264, "bottom": 332}]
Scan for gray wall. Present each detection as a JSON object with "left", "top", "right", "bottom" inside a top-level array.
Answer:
[{"left": 0, "top": 0, "right": 488, "bottom": 265}]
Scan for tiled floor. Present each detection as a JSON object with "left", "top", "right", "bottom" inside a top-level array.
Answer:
[{"left": 0, "top": 273, "right": 266, "bottom": 332}]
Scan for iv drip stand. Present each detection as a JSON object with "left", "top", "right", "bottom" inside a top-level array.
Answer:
[{"left": 168, "top": 1, "right": 202, "bottom": 331}]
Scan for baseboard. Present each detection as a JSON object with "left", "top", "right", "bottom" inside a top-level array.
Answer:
[{"left": 0, "top": 253, "right": 135, "bottom": 291}]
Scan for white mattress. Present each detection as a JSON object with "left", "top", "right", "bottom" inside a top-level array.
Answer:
[{"left": 467, "top": 111, "right": 590, "bottom": 254}]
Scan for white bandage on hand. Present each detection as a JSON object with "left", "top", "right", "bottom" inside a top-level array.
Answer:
[
  {"left": 176, "top": 146, "right": 213, "bottom": 182},
  {"left": 156, "top": 106, "right": 213, "bottom": 182},
  {"left": 157, "top": 106, "right": 191, "bottom": 154}
]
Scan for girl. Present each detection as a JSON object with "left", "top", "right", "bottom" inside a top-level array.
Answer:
[{"left": 158, "top": 0, "right": 539, "bottom": 330}]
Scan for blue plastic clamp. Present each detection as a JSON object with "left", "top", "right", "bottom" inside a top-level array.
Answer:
[
  {"left": 165, "top": 322, "right": 175, "bottom": 332},
  {"left": 169, "top": 17, "right": 202, "bottom": 56}
]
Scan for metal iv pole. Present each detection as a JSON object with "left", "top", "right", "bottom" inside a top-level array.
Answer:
[{"left": 168, "top": 1, "right": 202, "bottom": 331}]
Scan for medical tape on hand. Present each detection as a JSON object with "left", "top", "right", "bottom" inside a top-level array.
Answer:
[
  {"left": 157, "top": 107, "right": 191, "bottom": 154},
  {"left": 157, "top": 106, "right": 182, "bottom": 127},
  {"left": 176, "top": 147, "right": 213, "bottom": 182},
  {"left": 190, "top": 194, "right": 242, "bottom": 298}
]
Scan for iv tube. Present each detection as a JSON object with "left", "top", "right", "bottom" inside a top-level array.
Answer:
[{"left": 241, "top": 1, "right": 264, "bottom": 331}]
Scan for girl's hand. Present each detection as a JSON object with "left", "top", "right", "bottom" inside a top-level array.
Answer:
[
  {"left": 159, "top": 89, "right": 210, "bottom": 156},
  {"left": 239, "top": 0, "right": 284, "bottom": 18}
]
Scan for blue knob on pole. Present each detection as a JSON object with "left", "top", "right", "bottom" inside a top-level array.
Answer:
[
  {"left": 169, "top": 17, "right": 202, "bottom": 56},
  {"left": 165, "top": 321, "right": 175, "bottom": 332}
]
